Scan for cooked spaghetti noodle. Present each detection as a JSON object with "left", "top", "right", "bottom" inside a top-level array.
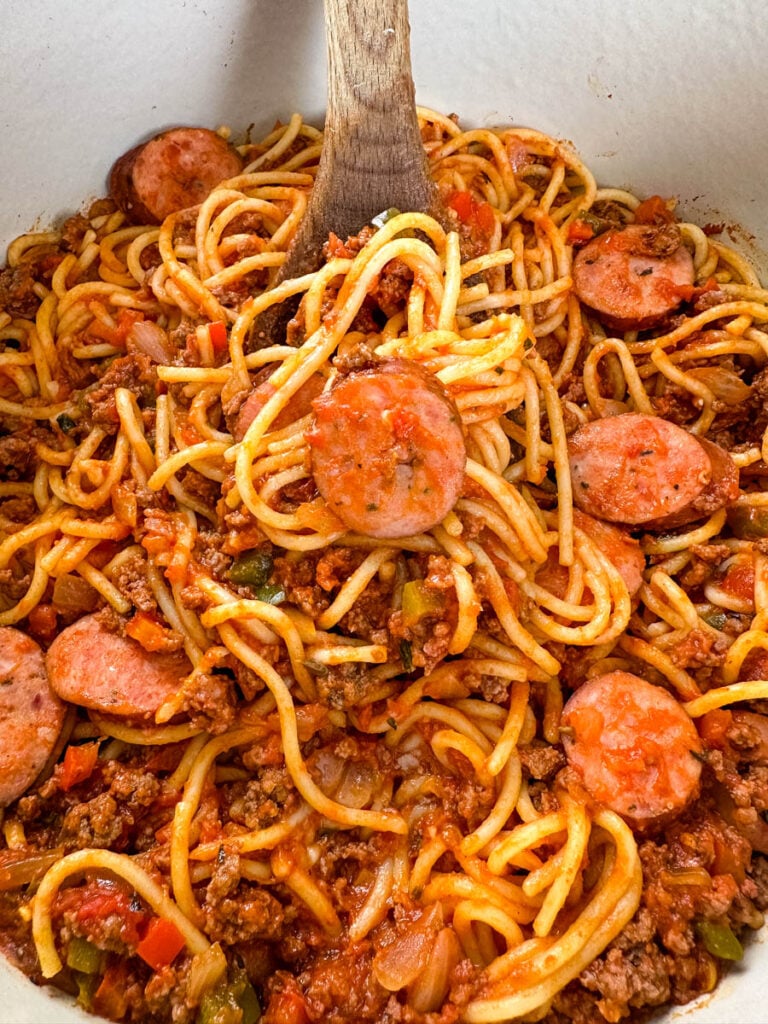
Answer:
[{"left": 0, "top": 108, "right": 767, "bottom": 1024}]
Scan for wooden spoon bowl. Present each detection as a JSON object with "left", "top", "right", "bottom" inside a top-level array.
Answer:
[{"left": 255, "top": 0, "right": 445, "bottom": 344}]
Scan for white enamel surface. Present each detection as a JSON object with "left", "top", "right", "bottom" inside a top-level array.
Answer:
[{"left": 1, "top": 0, "right": 767, "bottom": 1020}]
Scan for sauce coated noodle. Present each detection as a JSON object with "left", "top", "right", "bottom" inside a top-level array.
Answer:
[{"left": 0, "top": 107, "right": 768, "bottom": 1024}]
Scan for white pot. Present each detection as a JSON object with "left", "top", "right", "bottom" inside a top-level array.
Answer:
[{"left": 1, "top": 1, "right": 766, "bottom": 1021}]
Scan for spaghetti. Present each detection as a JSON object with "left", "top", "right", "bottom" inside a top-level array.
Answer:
[{"left": 0, "top": 108, "right": 767, "bottom": 1024}]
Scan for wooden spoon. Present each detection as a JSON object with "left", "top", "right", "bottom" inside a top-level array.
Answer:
[{"left": 255, "top": 0, "right": 444, "bottom": 344}]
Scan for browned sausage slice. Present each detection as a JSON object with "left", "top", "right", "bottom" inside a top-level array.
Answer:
[
  {"left": 573, "top": 223, "right": 695, "bottom": 330},
  {"left": 233, "top": 370, "right": 326, "bottom": 442},
  {"left": 0, "top": 627, "right": 67, "bottom": 806},
  {"left": 572, "top": 510, "right": 645, "bottom": 596},
  {"left": 306, "top": 358, "right": 467, "bottom": 538},
  {"left": 535, "top": 511, "right": 645, "bottom": 598},
  {"left": 568, "top": 413, "right": 738, "bottom": 528},
  {"left": 561, "top": 670, "right": 702, "bottom": 829},
  {"left": 737, "top": 646, "right": 768, "bottom": 683},
  {"left": 109, "top": 127, "right": 244, "bottom": 224},
  {"left": 46, "top": 614, "right": 190, "bottom": 718},
  {"left": 691, "top": 436, "right": 741, "bottom": 525}
]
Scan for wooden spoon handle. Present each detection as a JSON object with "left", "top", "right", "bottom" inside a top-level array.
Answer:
[
  {"left": 320, "top": 0, "right": 437, "bottom": 231},
  {"left": 253, "top": 0, "right": 442, "bottom": 346}
]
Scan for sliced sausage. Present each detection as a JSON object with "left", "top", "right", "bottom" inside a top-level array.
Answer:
[
  {"left": 46, "top": 614, "right": 190, "bottom": 718},
  {"left": 536, "top": 512, "right": 645, "bottom": 599},
  {"left": 692, "top": 435, "right": 741, "bottom": 523},
  {"left": 306, "top": 358, "right": 466, "bottom": 538},
  {"left": 573, "top": 510, "right": 645, "bottom": 596},
  {"left": 233, "top": 369, "right": 326, "bottom": 442},
  {"left": 561, "top": 670, "right": 702, "bottom": 829},
  {"left": 568, "top": 413, "right": 738, "bottom": 528},
  {"left": 573, "top": 223, "right": 695, "bottom": 330},
  {"left": 109, "top": 127, "right": 244, "bottom": 225},
  {"left": 738, "top": 645, "right": 768, "bottom": 683},
  {"left": 0, "top": 627, "right": 67, "bottom": 806}
]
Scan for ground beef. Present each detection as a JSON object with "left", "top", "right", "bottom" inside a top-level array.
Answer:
[
  {"left": 204, "top": 883, "right": 286, "bottom": 945},
  {"left": 668, "top": 627, "right": 727, "bottom": 671},
  {"left": 111, "top": 550, "right": 157, "bottom": 611},
  {"left": 315, "top": 548, "right": 366, "bottom": 592},
  {"left": 0, "top": 264, "right": 38, "bottom": 318},
  {"left": 272, "top": 552, "right": 331, "bottom": 618},
  {"left": 694, "top": 366, "right": 768, "bottom": 448},
  {"left": 748, "top": 854, "right": 768, "bottom": 909},
  {"left": 692, "top": 287, "right": 731, "bottom": 313},
  {"left": 52, "top": 331, "right": 107, "bottom": 391},
  {"left": 59, "top": 213, "right": 90, "bottom": 253},
  {"left": 323, "top": 227, "right": 375, "bottom": 262},
  {"left": 677, "top": 542, "right": 732, "bottom": 588},
  {"left": 640, "top": 838, "right": 729, "bottom": 955},
  {"left": 526, "top": 779, "right": 564, "bottom": 815},
  {"left": 56, "top": 762, "right": 162, "bottom": 851},
  {"left": 299, "top": 945, "right": 389, "bottom": 1024},
  {"left": 339, "top": 583, "right": 391, "bottom": 641},
  {"left": 279, "top": 476, "right": 318, "bottom": 508},
  {"left": 227, "top": 654, "right": 269, "bottom": 701},
  {"left": 211, "top": 271, "right": 270, "bottom": 308},
  {"left": 387, "top": 610, "right": 453, "bottom": 675},
  {"left": 312, "top": 830, "right": 396, "bottom": 895},
  {"left": 195, "top": 529, "right": 234, "bottom": 580},
  {"left": 519, "top": 744, "right": 567, "bottom": 781},
  {"left": 0, "top": 566, "right": 32, "bottom": 603},
  {"left": 475, "top": 671, "right": 509, "bottom": 704},
  {"left": 650, "top": 386, "right": 699, "bottom": 426},
  {"left": 315, "top": 661, "right": 382, "bottom": 710},
  {"left": 221, "top": 380, "right": 251, "bottom": 435},
  {"left": 179, "top": 468, "right": 223, "bottom": 510},
  {"left": 0, "top": 889, "right": 39, "bottom": 978},
  {"left": 453, "top": 774, "right": 497, "bottom": 832},
  {"left": 0, "top": 494, "right": 37, "bottom": 523},
  {"left": 167, "top": 317, "right": 197, "bottom": 355},
  {"left": 55, "top": 878, "right": 147, "bottom": 955},
  {"left": 85, "top": 352, "right": 157, "bottom": 430},
  {"left": 331, "top": 339, "right": 378, "bottom": 375},
  {"left": 59, "top": 793, "right": 127, "bottom": 849},
  {"left": 580, "top": 942, "right": 671, "bottom": 1021},
  {"left": 637, "top": 223, "right": 683, "bottom": 257},
  {"left": 226, "top": 767, "right": 294, "bottom": 829},
  {"left": 182, "top": 670, "right": 237, "bottom": 734},
  {"left": 91, "top": 961, "right": 155, "bottom": 1023},
  {"left": 221, "top": 211, "right": 270, "bottom": 244},
  {"left": 205, "top": 847, "right": 243, "bottom": 903},
  {"left": 369, "top": 257, "right": 413, "bottom": 317},
  {"left": 221, "top": 506, "right": 268, "bottom": 555},
  {"left": 142, "top": 960, "right": 196, "bottom": 1024},
  {"left": 101, "top": 762, "right": 162, "bottom": 811},
  {"left": 0, "top": 432, "right": 36, "bottom": 479},
  {"left": 557, "top": 373, "right": 588, "bottom": 415}
]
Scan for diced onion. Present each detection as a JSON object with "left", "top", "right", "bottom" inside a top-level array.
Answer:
[
  {"left": 335, "top": 763, "right": 375, "bottom": 809},
  {"left": 686, "top": 366, "right": 752, "bottom": 405},
  {"left": 129, "top": 320, "right": 173, "bottom": 364},
  {"left": 0, "top": 849, "right": 65, "bottom": 891},
  {"left": 52, "top": 573, "right": 98, "bottom": 614},
  {"left": 407, "top": 927, "right": 462, "bottom": 1012},
  {"left": 186, "top": 941, "right": 227, "bottom": 1003},
  {"left": 660, "top": 867, "right": 711, "bottom": 888},
  {"left": 372, "top": 905, "right": 442, "bottom": 991}
]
